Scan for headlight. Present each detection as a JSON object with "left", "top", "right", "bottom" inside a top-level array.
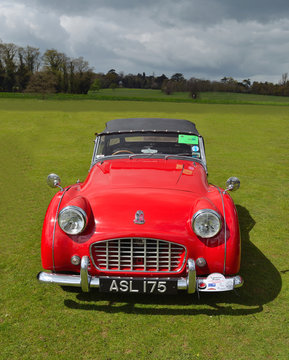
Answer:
[
  {"left": 58, "top": 206, "right": 87, "bottom": 235},
  {"left": 192, "top": 209, "right": 221, "bottom": 238}
]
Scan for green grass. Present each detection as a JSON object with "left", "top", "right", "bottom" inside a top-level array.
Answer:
[
  {"left": 0, "top": 98, "right": 288, "bottom": 360},
  {"left": 1, "top": 89, "right": 289, "bottom": 105},
  {"left": 199, "top": 91, "right": 289, "bottom": 104},
  {"left": 93, "top": 89, "right": 289, "bottom": 105}
]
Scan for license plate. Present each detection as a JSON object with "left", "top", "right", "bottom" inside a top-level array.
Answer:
[{"left": 99, "top": 277, "right": 177, "bottom": 294}]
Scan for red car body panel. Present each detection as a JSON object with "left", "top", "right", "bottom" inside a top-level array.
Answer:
[{"left": 41, "top": 158, "right": 240, "bottom": 278}]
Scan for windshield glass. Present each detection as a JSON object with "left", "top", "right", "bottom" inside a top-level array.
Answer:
[{"left": 96, "top": 132, "right": 201, "bottom": 158}]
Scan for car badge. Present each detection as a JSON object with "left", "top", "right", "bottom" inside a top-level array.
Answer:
[{"left": 134, "top": 210, "right": 145, "bottom": 224}]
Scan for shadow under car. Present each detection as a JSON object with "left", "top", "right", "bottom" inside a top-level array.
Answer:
[{"left": 63, "top": 205, "right": 282, "bottom": 316}]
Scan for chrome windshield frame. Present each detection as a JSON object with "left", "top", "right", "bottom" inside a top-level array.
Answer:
[{"left": 90, "top": 133, "right": 208, "bottom": 173}]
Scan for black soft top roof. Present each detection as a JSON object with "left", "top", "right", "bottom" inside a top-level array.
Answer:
[{"left": 99, "top": 118, "right": 199, "bottom": 135}]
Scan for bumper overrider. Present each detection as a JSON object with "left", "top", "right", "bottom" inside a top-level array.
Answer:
[{"left": 37, "top": 257, "right": 244, "bottom": 294}]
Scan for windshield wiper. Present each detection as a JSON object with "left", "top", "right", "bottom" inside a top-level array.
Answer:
[
  {"left": 128, "top": 153, "right": 157, "bottom": 159},
  {"left": 164, "top": 153, "right": 192, "bottom": 159},
  {"left": 129, "top": 153, "right": 193, "bottom": 160}
]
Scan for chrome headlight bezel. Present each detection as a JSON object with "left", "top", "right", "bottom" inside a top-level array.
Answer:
[
  {"left": 192, "top": 209, "right": 222, "bottom": 238},
  {"left": 58, "top": 206, "right": 87, "bottom": 235}
]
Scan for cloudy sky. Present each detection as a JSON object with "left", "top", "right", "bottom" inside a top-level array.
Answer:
[{"left": 1, "top": 0, "right": 289, "bottom": 82}]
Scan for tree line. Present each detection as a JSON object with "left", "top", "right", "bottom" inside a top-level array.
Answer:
[
  {"left": 0, "top": 41, "right": 93, "bottom": 94},
  {"left": 91, "top": 70, "right": 289, "bottom": 98},
  {"left": 1, "top": 40, "right": 289, "bottom": 97}
]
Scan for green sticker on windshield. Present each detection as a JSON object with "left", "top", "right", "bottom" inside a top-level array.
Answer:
[{"left": 178, "top": 134, "right": 199, "bottom": 144}]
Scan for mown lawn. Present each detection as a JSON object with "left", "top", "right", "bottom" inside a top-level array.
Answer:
[
  {"left": 0, "top": 98, "right": 288, "bottom": 360},
  {"left": 1, "top": 89, "right": 289, "bottom": 105},
  {"left": 93, "top": 89, "right": 289, "bottom": 104}
]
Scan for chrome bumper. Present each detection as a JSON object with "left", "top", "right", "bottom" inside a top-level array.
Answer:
[{"left": 38, "top": 257, "right": 243, "bottom": 293}]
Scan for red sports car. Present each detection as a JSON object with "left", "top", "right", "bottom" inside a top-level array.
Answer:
[{"left": 38, "top": 118, "right": 243, "bottom": 294}]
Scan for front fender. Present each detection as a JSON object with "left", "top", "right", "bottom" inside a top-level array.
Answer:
[{"left": 41, "top": 191, "right": 64, "bottom": 270}]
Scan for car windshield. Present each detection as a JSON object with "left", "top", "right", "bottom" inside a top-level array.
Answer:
[{"left": 95, "top": 132, "right": 201, "bottom": 158}]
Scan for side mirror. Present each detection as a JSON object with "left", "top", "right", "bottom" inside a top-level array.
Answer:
[
  {"left": 47, "top": 173, "right": 63, "bottom": 190},
  {"left": 225, "top": 177, "right": 240, "bottom": 192}
]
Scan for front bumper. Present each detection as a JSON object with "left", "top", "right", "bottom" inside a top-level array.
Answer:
[{"left": 38, "top": 257, "right": 243, "bottom": 293}]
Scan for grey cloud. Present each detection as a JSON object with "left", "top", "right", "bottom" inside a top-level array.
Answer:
[
  {"left": 21, "top": 0, "right": 289, "bottom": 22},
  {"left": 0, "top": 0, "right": 289, "bottom": 82},
  {"left": 20, "top": 0, "right": 159, "bottom": 15},
  {"left": 219, "top": 0, "right": 289, "bottom": 22}
]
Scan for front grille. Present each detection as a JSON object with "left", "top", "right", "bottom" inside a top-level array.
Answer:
[{"left": 90, "top": 238, "right": 186, "bottom": 273}]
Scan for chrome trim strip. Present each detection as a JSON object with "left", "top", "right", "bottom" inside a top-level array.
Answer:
[
  {"left": 168, "top": 242, "right": 171, "bottom": 272},
  {"left": 130, "top": 238, "right": 133, "bottom": 269},
  {"left": 90, "top": 154, "right": 206, "bottom": 172},
  {"left": 89, "top": 238, "right": 187, "bottom": 274},
  {"left": 156, "top": 239, "right": 159, "bottom": 271},
  {"left": 199, "top": 136, "right": 207, "bottom": 174},
  {"left": 52, "top": 188, "right": 70, "bottom": 272},
  {"left": 144, "top": 240, "right": 147, "bottom": 271},
  {"left": 214, "top": 186, "right": 227, "bottom": 274},
  {"left": 90, "top": 136, "right": 100, "bottom": 170}
]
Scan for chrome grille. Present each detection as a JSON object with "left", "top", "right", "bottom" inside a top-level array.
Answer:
[{"left": 90, "top": 238, "right": 186, "bottom": 273}]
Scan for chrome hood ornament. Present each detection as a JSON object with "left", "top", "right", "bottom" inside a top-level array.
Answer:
[{"left": 134, "top": 210, "right": 145, "bottom": 224}]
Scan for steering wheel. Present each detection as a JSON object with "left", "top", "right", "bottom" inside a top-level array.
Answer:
[{"left": 112, "top": 149, "right": 134, "bottom": 155}]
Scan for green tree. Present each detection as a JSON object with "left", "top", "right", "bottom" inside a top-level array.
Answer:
[
  {"left": 161, "top": 79, "right": 175, "bottom": 95},
  {"left": 42, "top": 49, "right": 66, "bottom": 72},
  {"left": 0, "top": 42, "right": 18, "bottom": 91},
  {"left": 23, "top": 46, "right": 40, "bottom": 73},
  {"left": 105, "top": 69, "right": 119, "bottom": 88},
  {"left": 187, "top": 78, "right": 200, "bottom": 99},
  {"left": 90, "top": 78, "right": 101, "bottom": 92},
  {"left": 171, "top": 73, "right": 184, "bottom": 82},
  {"left": 42, "top": 49, "right": 68, "bottom": 92},
  {"left": 69, "top": 57, "right": 94, "bottom": 94},
  {"left": 25, "top": 71, "right": 57, "bottom": 98}
]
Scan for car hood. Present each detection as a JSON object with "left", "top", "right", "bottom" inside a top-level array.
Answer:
[
  {"left": 58, "top": 158, "right": 223, "bottom": 252},
  {"left": 66, "top": 159, "right": 210, "bottom": 240},
  {"left": 82, "top": 158, "right": 208, "bottom": 194}
]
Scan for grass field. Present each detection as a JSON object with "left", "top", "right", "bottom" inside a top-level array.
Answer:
[
  {"left": 1, "top": 89, "right": 289, "bottom": 105},
  {"left": 0, "top": 97, "right": 288, "bottom": 359}
]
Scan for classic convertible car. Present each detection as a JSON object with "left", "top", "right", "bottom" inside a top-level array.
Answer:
[{"left": 38, "top": 118, "right": 243, "bottom": 294}]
